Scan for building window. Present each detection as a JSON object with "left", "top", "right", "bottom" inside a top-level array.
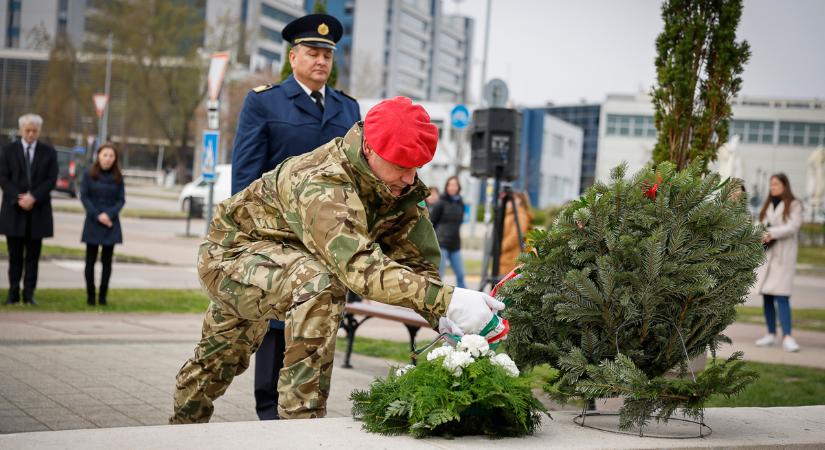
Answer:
[
  {"left": 606, "top": 114, "right": 656, "bottom": 138},
  {"left": 6, "top": 0, "right": 21, "bottom": 48},
  {"left": 258, "top": 48, "right": 281, "bottom": 63},
  {"left": 261, "top": 4, "right": 297, "bottom": 24},
  {"left": 398, "top": 33, "right": 426, "bottom": 52},
  {"left": 398, "top": 52, "right": 425, "bottom": 71},
  {"left": 400, "top": 12, "right": 428, "bottom": 33},
  {"left": 730, "top": 120, "right": 774, "bottom": 145},
  {"left": 778, "top": 121, "right": 824, "bottom": 146},
  {"left": 260, "top": 25, "right": 283, "bottom": 44}
]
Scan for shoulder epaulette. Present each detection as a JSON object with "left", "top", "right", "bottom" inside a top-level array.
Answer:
[
  {"left": 337, "top": 89, "right": 357, "bottom": 102},
  {"left": 252, "top": 84, "right": 276, "bottom": 93}
]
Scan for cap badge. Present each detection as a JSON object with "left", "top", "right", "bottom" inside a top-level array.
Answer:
[{"left": 318, "top": 23, "right": 329, "bottom": 35}]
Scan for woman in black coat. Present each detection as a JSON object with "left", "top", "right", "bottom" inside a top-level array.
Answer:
[
  {"left": 80, "top": 143, "right": 125, "bottom": 306},
  {"left": 430, "top": 176, "right": 466, "bottom": 288}
]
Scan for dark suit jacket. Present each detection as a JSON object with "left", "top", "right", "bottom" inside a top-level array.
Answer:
[
  {"left": 230, "top": 75, "right": 361, "bottom": 194},
  {"left": 0, "top": 140, "right": 58, "bottom": 238}
]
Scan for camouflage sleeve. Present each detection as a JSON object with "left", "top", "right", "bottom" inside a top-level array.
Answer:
[
  {"left": 380, "top": 202, "right": 442, "bottom": 282},
  {"left": 288, "top": 174, "right": 453, "bottom": 327}
]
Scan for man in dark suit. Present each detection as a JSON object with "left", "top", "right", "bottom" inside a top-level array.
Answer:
[
  {"left": 0, "top": 114, "right": 58, "bottom": 305},
  {"left": 230, "top": 14, "right": 361, "bottom": 420}
]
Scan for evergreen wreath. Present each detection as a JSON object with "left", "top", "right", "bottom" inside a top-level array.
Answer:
[
  {"left": 350, "top": 335, "right": 548, "bottom": 438},
  {"left": 501, "top": 162, "right": 762, "bottom": 430}
]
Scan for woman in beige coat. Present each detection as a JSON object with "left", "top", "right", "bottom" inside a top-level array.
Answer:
[{"left": 755, "top": 173, "right": 803, "bottom": 352}]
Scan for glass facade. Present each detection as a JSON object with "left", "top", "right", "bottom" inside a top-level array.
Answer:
[
  {"left": 6, "top": 0, "right": 22, "bottom": 48},
  {"left": 779, "top": 121, "right": 825, "bottom": 147},
  {"left": 260, "top": 25, "right": 283, "bottom": 44},
  {"left": 730, "top": 120, "right": 774, "bottom": 144},
  {"left": 605, "top": 114, "right": 656, "bottom": 137},
  {"left": 546, "top": 105, "right": 601, "bottom": 192},
  {"left": 257, "top": 47, "right": 281, "bottom": 63},
  {"left": 261, "top": 3, "right": 297, "bottom": 24}
]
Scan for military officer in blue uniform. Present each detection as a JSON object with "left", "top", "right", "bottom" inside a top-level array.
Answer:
[{"left": 230, "top": 13, "right": 361, "bottom": 421}]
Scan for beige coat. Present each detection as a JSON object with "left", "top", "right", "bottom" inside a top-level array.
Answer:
[{"left": 756, "top": 199, "right": 803, "bottom": 296}]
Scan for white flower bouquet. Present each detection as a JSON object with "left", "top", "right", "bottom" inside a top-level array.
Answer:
[{"left": 350, "top": 334, "right": 547, "bottom": 438}]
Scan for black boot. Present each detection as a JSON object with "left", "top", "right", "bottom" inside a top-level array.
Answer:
[
  {"left": 98, "top": 285, "right": 108, "bottom": 306},
  {"left": 86, "top": 283, "right": 96, "bottom": 306}
]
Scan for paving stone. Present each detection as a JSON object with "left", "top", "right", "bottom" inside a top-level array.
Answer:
[
  {"left": 0, "top": 416, "right": 48, "bottom": 434},
  {"left": 49, "top": 393, "right": 106, "bottom": 407}
]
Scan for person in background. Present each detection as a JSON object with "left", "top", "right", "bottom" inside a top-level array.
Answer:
[
  {"left": 425, "top": 186, "right": 440, "bottom": 211},
  {"left": 229, "top": 13, "right": 360, "bottom": 421},
  {"left": 498, "top": 191, "right": 533, "bottom": 276},
  {"left": 80, "top": 143, "right": 125, "bottom": 306},
  {"left": 755, "top": 173, "right": 802, "bottom": 352},
  {"left": 0, "top": 113, "right": 58, "bottom": 305},
  {"left": 430, "top": 176, "right": 466, "bottom": 288}
]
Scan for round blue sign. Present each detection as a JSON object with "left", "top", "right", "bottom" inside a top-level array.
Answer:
[{"left": 450, "top": 104, "right": 470, "bottom": 129}]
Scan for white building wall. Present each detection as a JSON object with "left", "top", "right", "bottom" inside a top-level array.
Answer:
[
  {"left": 596, "top": 94, "right": 825, "bottom": 212},
  {"left": 539, "top": 115, "right": 583, "bottom": 208}
]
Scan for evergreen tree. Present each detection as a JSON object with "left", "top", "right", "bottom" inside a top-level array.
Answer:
[
  {"left": 651, "top": 0, "right": 750, "bottom": 172},
  {"left": 502, "top": 162, "right": 762, "bottom": 429},
  {"left": 279, "top": 1, "right": 338, "bottom": 87}
]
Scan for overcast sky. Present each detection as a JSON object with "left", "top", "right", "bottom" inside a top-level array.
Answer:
[{"left": 442, "top": 0, "right": 825, "bottom": 106}]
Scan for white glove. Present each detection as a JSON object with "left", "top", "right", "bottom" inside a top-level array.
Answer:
[{"left": 445, "top": 287, "right": 505, "bottom": 336}]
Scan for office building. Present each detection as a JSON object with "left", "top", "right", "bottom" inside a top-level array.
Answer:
[
  {"left": 348, "top": 0, "right": 473, "bottom": 102},
  {"left": 596, "top": 93, "right": 825, "bottom": 211},
  {"left": 546, "top": 103, "right": 601, "bottom": 193}
]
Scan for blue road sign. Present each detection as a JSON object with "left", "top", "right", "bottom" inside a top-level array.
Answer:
[
  {"left": 202, "top": 130, "right": 219, "bottom": 182},
  {"left": 450, "top": 104, "right": 470, "bottom": 129}
]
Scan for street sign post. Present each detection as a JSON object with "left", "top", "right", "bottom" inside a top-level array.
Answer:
[
  {"left": 201, "top": 131, "right": 219, "bottom": 182},
  {"left": 202, "top": 130, "right": 219, "bottom": 233}
]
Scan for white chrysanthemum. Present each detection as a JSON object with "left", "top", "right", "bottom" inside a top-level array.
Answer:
[
  {"left": 395, "top": 364, "right": 415, "bottom": 377},
  {"left": 490, "top": 353, "right": 520, "bottom": 377},
  {"left": 426, "top": 345, "right": 454, "bottom": 361},
  {"left": 457, "top": 334, "right": 489, "bottom": 358},
  {"left": 442, "top": 350, "right": 474, "bottom": 377}
]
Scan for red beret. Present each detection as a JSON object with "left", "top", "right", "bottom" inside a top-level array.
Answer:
[{"left": 363, "top": 97, "right": 438, "bottom": 168}]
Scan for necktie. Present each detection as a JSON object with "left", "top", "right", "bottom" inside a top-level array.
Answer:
[
  {"left": 310, "top": 91, "right": 324, "bottom": 114},
  {"left": 25, "top": 144, "right": 32, "bottom": 183}
]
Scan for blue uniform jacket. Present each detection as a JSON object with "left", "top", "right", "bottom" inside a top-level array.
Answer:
[
  {"left": 80, "top": 170, "right": 125, "bottom": 246},
  {"left": 231, "top": 74, "right": 361, "bottom": 195},
  {"left": 231, "top": 75, "right": 361, "bottom": 329}
]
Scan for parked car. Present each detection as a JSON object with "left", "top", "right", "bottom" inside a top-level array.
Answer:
[
  {"left": 54, "top": 147, "right": 85, "bottom": 197},
  {"left": 178, "top": 164, "right": 232, "bottom": 214}
]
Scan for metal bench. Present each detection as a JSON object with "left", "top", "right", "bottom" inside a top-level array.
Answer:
[{"left": 340, "top": 300, "right": 430, "bottom": 369}]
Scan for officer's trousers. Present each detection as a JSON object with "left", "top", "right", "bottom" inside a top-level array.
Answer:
[{"left": 169, "top": 241, "right": 347, "bottom": 423}]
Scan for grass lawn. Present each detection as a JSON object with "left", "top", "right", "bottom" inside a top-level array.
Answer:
[
  {"left": 0, "top": 242, "right": 162, "bottom": 265},
  {"left": 736, "top": 306, "right": 825, "bottom": 333},
  {"left": 798, "top": 245, "right": 825, "bottom": 267},
  {"left": 0, "top": 288, "right": 208, "bottom": 313},
  {"left": 54, "top": 204, "right": 187, "bottom": 220},
  {"left": 706, "top": 360, "right": 825, "bottom": 407}
]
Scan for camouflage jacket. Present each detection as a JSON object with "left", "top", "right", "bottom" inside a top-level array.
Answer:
[{"left": 206, "top": 123, "right": 453, "bottom": 326}]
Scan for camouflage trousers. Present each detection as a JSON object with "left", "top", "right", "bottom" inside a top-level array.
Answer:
[{"left": 169, "top": 241, "right": 347, "bottom": 423}]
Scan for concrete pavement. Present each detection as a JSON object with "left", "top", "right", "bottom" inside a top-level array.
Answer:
[{"left": 1, "top": 309, "right": 823, "bottom": 436}]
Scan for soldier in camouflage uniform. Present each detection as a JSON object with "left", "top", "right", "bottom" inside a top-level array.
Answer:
[{"left": 169, "top": 97, "right": 505, "bottom": 423}]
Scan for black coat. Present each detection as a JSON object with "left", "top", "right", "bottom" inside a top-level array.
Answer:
[
  {"left": 80, "top": 170, "right": 125, "bottom": 245},
  {"left": 0, "top": 140, "right": 58, "bottom": 238},
  {"left": 430, "top": 195, "right": 464, "bottom": 251}
]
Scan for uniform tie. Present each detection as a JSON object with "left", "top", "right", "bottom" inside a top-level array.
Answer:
[{"left": 310, "top": 90, "right": 324, "bottom": 114}]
